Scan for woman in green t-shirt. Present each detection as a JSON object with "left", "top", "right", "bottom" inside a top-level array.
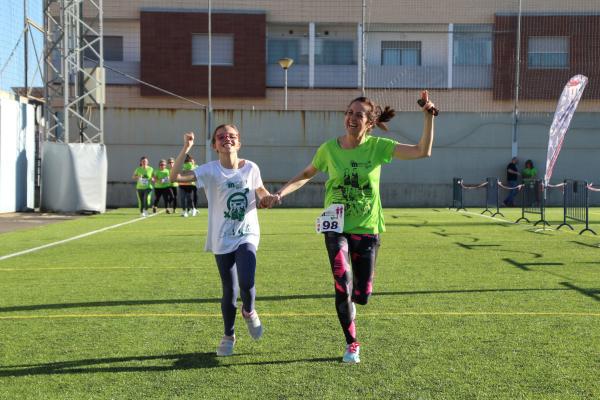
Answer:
[
  {"left": 261, "top": 91, "right": 436, "bottom": 364},
  {"left": 132, "top": 156, "right": 153, "bottom": 217},
  {"left": 152, "top": 159, "right": 172, "bottom": 213},
  {"left": 167, "top": 157, "right": 178, "bottom": 213}
]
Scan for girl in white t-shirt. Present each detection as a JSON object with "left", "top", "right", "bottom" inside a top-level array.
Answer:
[{"left": 170, "top": 125, "right": 272, "bottom": 357}]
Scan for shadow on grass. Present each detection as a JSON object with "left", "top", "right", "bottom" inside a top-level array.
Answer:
[
  {"left": 0, "top": 352, "right": 339, "bottom": 377},
  {"left": 559, "top": 282, "right": 600, "bottom": 303},
  {"left": 571, "top": 241, "right": 600, "bottom": 249},
  {"left": 0, "top": 288, "right": 575, "bottom": 313},
  {"left": 502, "top": 258, "right": 564, "bottom": 271}
]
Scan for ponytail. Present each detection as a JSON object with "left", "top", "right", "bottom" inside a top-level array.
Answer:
[{"left": 347, "top": 97, "right": 396, "bottom": 132}]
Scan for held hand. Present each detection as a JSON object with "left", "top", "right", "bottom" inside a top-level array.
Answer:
[
  {"left": 183, "top": 132, "right": 195, "bottom": 151},
  {"left": 259, "top": 194, "right": 281, "bottom": 209}
]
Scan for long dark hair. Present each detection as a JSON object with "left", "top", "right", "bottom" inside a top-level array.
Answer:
[{"left": 347, "top": 97, "right": 396, "bottom": 132}]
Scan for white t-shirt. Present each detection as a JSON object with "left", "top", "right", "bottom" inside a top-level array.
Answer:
[{"left": 194, "top": 160, "right": 263, "bottom": 255}]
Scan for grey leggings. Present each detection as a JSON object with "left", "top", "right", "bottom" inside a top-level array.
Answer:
[{"left": 214, "top": 243, "right": 257, "bottom": 337}]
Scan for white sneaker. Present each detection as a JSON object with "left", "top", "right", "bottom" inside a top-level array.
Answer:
[
  {"left": 140, "top": 212, "right": 145, "bottom": 217},
  {"left": 342, "top": 342, "right": 360, "bottom": 364},
  {"left": 142, "top": 210, "right": 148, "bottom": 217},
  {"left": 216, "top": 335, "right": 236, "bottom": 357},
  {"left": 242, "top": 309, "right": 263, "bottom": 340},
  {"left": 192, "top": 208, "right": 198, "bottom": 217},
  {"left": 182, "top": 211, "right": 189, "bottom": 218}
]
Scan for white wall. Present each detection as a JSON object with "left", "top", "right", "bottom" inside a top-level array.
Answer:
[
  {"left": 103, "top": 108, "right": 600, "bottom": 207},
  {"left": 0, "top": 94, "right": 35, "bottom": 213}
]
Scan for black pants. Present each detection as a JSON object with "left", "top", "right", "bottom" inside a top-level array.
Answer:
[
  {"left": 180, "top": 186, "right": 195, "bottom": 211},
  {"left": 324, "top": 232, "right": 381, "bottom": 344},
  {"left": 169, "top": 187, "right": 178, "bottom": 211},
  {"left": 153, "top": 188, "right": 172, "bottom": 209}
]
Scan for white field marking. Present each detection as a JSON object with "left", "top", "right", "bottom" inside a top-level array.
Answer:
[
  {"left": 1, "top": 311, "right": 600, "bottom": 320},
  {"left": 0, "top": 211, "right": 163, "bottom": 262}
]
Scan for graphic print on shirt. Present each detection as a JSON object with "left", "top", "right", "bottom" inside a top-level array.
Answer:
[
  {"left": 224, "top": 188, "right": 249, "bottom": 222},
  {"left": 331, "top": 160, "right": 373, "bottom": 217},
  {"left": 219, "top": 178, "right": 253, "bottom": 239}
]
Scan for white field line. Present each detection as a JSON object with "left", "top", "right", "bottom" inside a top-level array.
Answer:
[{"left": 0, "top": 212, "right": 162, "bottom": 262}]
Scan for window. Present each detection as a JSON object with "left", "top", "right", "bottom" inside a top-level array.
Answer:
[
  {"left": 192, "top": 34, "right": 234, "bottom": 66},
  {"left": 528, "top": 36, "right": 569, "bottom": 69},
  {"left": 83, "top": 36, "right": 123, "bottom": 62},
  {"left": 453, "top": 25, "right": 492, "bottom": 65},
  {"left": 381, "top": 41, "right": 421, "bottom": 66},
  {"left": 315, "top": 40, "right": 354, "bottom": 65},
  {"left": 267, "top": 39, "right": 301, "bottom": 64}
]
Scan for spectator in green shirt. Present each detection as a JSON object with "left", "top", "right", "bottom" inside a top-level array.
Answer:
[
  {"left": 522, "top": 159, "right": 539, "bottom": 205},
  {"left": 261, "top": 91, "right": 436, "bottom": 364},
  {"left": 522, "top": 159, "right": 538, "bottom": 181}
]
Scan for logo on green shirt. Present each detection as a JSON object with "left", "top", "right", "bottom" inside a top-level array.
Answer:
[{"left": 332, "top": 160, "right": 374, "bottom": 217}]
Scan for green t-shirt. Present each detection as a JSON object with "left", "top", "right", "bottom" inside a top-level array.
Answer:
[
  {"left": 134, "top": 166, "right": 153, "bottom": 189},
  {"left": 153, "top": 168, "right": 171, "bottom": 189},
  {"left": 522, "top": 167, "right": 537, "bottom": 180},
  {"left": 312, "top": 135, "right": 398, "bottom": 234}
]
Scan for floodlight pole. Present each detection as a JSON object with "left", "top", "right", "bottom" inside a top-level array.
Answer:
[
  {"left": 511, "top": 0, "right": 523, "bottom": 158},
  {"left": 205, "top": 0, "right": 213, "bottom": 164}
]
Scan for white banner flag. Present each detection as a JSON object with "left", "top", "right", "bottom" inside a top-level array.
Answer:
[{"left": 544, "top": 74, "right": 588, "bottom": 185}]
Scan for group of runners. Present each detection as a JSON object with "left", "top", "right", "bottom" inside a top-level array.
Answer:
[
  {"left": 132, "top": 155, "right": 201, "bottom": 217},
  {"left": 151, "top": 91, "right": 436, "bottom": 364}
]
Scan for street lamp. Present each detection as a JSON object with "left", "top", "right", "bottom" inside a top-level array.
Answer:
[{"left": 277, "top": 57, "right": 294, "bottom": 110}]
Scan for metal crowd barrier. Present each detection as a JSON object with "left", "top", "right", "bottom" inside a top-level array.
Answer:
[
  {"left": 451, "top": 177, "right": 465, "bottom": 211},
  {"left": 515, "top": 179, "right": 549, "bottom": 226},
  {"left": 481, "top": 177, "right": 504, "bottom": 217},
  {"left": 557, "top": 180, "right": 597, "bottom": 235}
]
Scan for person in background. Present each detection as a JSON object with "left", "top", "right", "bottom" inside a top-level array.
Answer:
[
  {"left": 179, "top": 154, "right": 197, "bottom": 218},
  {"left": 522, "top": 159, "right": 539, "bottom": 205},
  {"left": 152, "top": 159, "right": 173, "bottom": 213},
  {"left": 167, "top": 157, "right": 178, "bottom": 214},
  {"left": 132, "top": 156, "right": 153, "bottom": 217},
  {"left": 503, "top": 157, "right": 520, "bottom": 207}
]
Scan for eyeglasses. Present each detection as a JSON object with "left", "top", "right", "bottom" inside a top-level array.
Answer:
[{"left": 215, "top": 133, "right": 239, "bottom": 141}]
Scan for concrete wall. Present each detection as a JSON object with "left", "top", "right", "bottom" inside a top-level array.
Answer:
[
  {"left": 105, "top": 108, "right": 600, "bottom": 207},
  {"left": 0, "top": 94, "right": 36, "bottom": 213}
]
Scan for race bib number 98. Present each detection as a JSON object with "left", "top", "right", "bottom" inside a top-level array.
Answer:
[
  {"left": 138, "top": 177, "right": 149, "bottom": 186},
  {"left": 316, "top": 204, "right": 344, "bottom": 233}
]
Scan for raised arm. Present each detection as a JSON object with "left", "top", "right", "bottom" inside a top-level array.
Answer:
[
  {"left": 260, "top": 163, "right": 319, "bottom": 208},
  {"left": 169, "top": 132, "right": 197, "bottom": 183},
  {"left": 393, "top": 90, "right": 435, "bottom": 160}
]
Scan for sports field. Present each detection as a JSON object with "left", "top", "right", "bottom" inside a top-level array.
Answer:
[{"left": 1, "top": 208, "right": 599, "bottom": 399}]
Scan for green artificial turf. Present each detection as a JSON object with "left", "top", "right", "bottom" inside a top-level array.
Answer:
[{"left": 0, "top": 208, "right": 599, "bottom": 399}]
